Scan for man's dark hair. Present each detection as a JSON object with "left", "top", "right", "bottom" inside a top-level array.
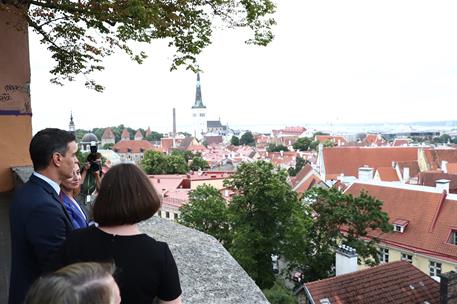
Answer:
[
  {"left": 29, "top": 128, "right": 76, "bottom": 171},
  {"left": 93, "top": 163, "right": 161, "bottom": 225}
]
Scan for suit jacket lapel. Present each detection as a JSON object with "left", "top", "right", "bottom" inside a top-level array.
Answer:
[{"left": 30, "top": 175, "right": 75, "bottom": 229}]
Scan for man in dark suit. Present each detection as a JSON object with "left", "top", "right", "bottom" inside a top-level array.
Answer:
[{"left": 9, "top": 128, "right": 78, "bottom": 304}]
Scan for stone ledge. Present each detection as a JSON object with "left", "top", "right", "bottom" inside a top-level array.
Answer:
[{"left": 139, "top": 217, "right": 269, "bottom": 304}]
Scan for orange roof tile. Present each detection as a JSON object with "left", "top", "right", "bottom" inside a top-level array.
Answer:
[
  {"left": 424, "top": 148, "right": 457, "bottom": 170},
  {"left": 102, "top": 127, "right": 115, "bottom": 140},
  {"left": 134, "top": 130, "right": 143, "bottom": 140},
  {"left": 290, "top": 164, "right": 314, "bottom": 188},
  {"left": 121, "top": 129, "right": 130, "bottom": 140},
  {"left": 396, "top": 160, "right": 421, "bottom": 178},
  {"left": 418, "top": 171, "right": 457, "bottom": 193},
  {"left": 448, "top": 163, "right": 457, "bottom": 174},
  {"left": 393, "top": 138, "right": 411, "bottom": 146},
  {"left": 345, "top": 182, "right": 457, "bottom": 262},
  {"left": 323, "top": 147, "right": 418, "bottom": 178},
  {"left": 376, "top": 167, "right": 400, "bottom": 182},
  {"left": 315, "top": 135, "right": 347, "bottom": 145},
  {"left": 113, "top": 140, "right": 154, "bottom": 153},
  {"left": 305, "top": 261, "right": 439, "bottom": 304}
]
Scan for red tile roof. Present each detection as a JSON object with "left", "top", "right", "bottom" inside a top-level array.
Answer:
[
  {"left": 145, "top": 127, "right": 152, "bottom": 137},
  {"left": 272, "top": 127, "right": 306, "bottom": 137},
  {"left": 204, "top": 135, "right": 223, "bottom": 146},
  {"left": 121, "top": 129, "right": 130, "bottom": 140},
  {"left": 345, "top": 182, "right": 457, "bottom": 262},
  {"left": 396, "top": 160, "right": 421, "bottom": 178},
  {"left": 418, "top": 171, "right": 457, "bottom": 193},
  {"left": 268, "top": 151, "right": 298, "bottom": 168},
  {"left": 323, "top": 147, "right": 418, "bottom": 178},
  {"left": 290, "top": 164, "right": 314, "bottom": 188},
  {"left": 362, "top": 134, "right": 385, "bottom": 146},
  {"left": 424, "top": 148, "right": 457, "bottom": 170},
  {"left": 393, "top": 138, "right": 411, "bottom": 146},
  {"left": 376, "top": 167, "right": 400, "bottom": 182},
  {"left": 315, "top": 135, "right": 347, "bottom": 145},
  {"left": 305, "top": 261, "right": 439, "bottom": 304},
  {"left": 448, "top": 163, "right": 457, "bottom": 174},
  {"left": 113, "top": 140, "right": 155, "bottom": 153},
  {"left": 134, "top": 130, "right": 143, "bottom": 140},
  {"left": 161, "top": 138, "right": 174, "bottom": 153},
  {"left": 102, "top": 127, "right": 115, "bottom": 140}
]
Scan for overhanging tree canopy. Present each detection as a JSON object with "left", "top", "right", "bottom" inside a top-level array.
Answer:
[{"left": 1, "top": 0, "right": 276, "bottom": 91}]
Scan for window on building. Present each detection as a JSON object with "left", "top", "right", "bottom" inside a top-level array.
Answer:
[
  {"left": 166, "top": 211, "right": 170, "bottom": 219},
  {"left": 448, "top": 230, "right": 457, "bottom": 245},
  {"left": 429, "top": 261, "right": 442, "bottom": 276},
  {"left": 158, "top": 211, "right": 162, "bottom": 218},
  {"left": 401, "top": 253, "right": 413, "bottom": 263},
  {"left": 200, "top": 113, "right": 205, "bottom": 117},
  {"left": 379, "top": 247, "right": 389, "bottom": 263},
  {"left": 174, "top": 213, "right": 179, "bottom": 219}
]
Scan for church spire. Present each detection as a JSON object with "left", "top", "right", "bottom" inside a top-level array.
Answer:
[
  {"left": 192, "top": 73, "right": 206, "bottom": 109},
  {"left": 69, "top": 111, "right": 75, "bottom": 134}
]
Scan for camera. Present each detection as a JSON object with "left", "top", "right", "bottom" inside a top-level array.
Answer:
[{"left": 87, "top": 141, "right": 101, "bottom": 173}]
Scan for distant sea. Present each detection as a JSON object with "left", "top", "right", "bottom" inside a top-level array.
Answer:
[{"left": 229, "top": 120, "right": 457, "bottom": 135}]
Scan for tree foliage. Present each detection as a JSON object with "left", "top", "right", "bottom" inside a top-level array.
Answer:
[
  {"left": 263, "top": 280, "right": 298, "bottom": 304},
  {"left": 295, "top": 187, "right": 392, "bottom": 282},
  {"left": 267, "top": 143, "right": 288, "bottom": 152},
  {"left": 292, "top": 137, "right": 312, "bottom": 151},
  {"left": 190, "top": 156, "right": 209, "bottom": 171},
  {"left": 240, "top": 131, "right": 255, "bottom": 146},
  {"left": 224, "top": 161, "right": 303, "bottom": 289},
  {"left": 140, "top": 150, "right": 188, "bottom": 174},
  {"left": 1, "top": 0, "right": 276, "bottom": 91},
  {"left": 287, "top": 156, "right": 307, "bottom": 177},
  {"left": 178, "top": 185, "right": 231, "bottom": 247},
  {"left": 230, "top": 135, "right": 240, "bottom": 146}
]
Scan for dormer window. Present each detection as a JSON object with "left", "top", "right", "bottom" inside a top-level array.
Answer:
[
  {"left": 448, "top": 230, "right": 457, "bottom": 245},
  {"left": 393, "top": 219, "right": 409, "bottom": 233}
]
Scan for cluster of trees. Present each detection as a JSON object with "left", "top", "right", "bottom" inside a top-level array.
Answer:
[
  {"left": 140, "top": 150, "right": 209, "bottom": 174},
  {"left": 287, "top": 156, "right": 307, "bottom": 177},
  {"left": 432, "top": 134, "right": 457, "bottom": 144},
  {"left": 178, "top": 161, "right": 392, "bottom": 291},
  {"left": 75, "top": 125, "right": 163, "bottom": 146},
  {"left": 230, "top": 131, "right": 256, "bottom": 147},
  {"left": 266, "top": 143, "right": 289, "bottom": 152}
]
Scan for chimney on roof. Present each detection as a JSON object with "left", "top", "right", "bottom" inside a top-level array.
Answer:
[
  {"left": 436, "top": 179, "right": 450, "bottom": 193},
  {"left": 439, "top": 271, "right": 457, "bottom": 304},
  {"left": 358, "top": 166, "right": 374, "bottom": 181},
  {"left": 335, "top": 245, "right": 358, "bottom": 276},
  {"left": 280, "top": 150, "right": 284, "bottom": 157},
  {"left": 403, "top": 167, "right": 410, "bottom": 182},
  {"left": 441, "top": 160, "right": 448, "bottom": 174},
  {"left": 392, "top": 161, "right": 396, "bottom": 168}
]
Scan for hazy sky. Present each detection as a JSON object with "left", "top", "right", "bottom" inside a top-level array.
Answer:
[{"left": 30, "top": 0, "right": 457, "bottom": 134}]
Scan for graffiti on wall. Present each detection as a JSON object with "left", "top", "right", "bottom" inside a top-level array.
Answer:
[{"left": 0, "top": 83, "right": 31, "bottom": 115}]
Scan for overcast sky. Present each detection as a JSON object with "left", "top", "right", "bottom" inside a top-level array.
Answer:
[{"left": 30, "top": 0, "right": 457, "bottom": 134}]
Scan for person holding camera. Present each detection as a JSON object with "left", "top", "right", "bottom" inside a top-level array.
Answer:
[{"left": 78, "top": 142, "right": 103, "bottom": 218}]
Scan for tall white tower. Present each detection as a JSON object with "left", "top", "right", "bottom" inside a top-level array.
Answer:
[{"left": 191, "top": 73, "right": 207, "bottom": 139}]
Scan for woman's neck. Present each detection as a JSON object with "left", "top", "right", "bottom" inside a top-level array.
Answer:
[
  {"left": 61, "top": 188, "right": 72, "bottom": 197},
  {"left": 98, "top": 224, "right": 141, "bottom": 236}
]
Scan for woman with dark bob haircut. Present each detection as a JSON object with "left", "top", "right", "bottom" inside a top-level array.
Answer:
[{"left": 50, "top": 163, "right": 182, "bottom": 304}]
